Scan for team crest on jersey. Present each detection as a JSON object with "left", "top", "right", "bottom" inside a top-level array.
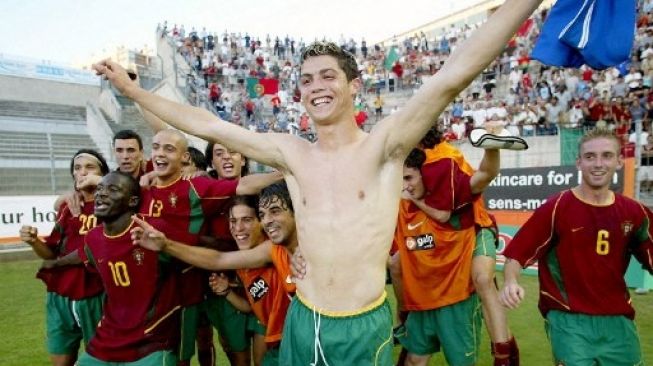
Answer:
[
  {"left": 247, "top": 276, "right": 270, "bottom": 302},
  {"left": 622, "top": 221, "right": 634, "bottom": 236},
  {"left": 168, "top": 193, "right": 178, "bottom": 208},
  {"left": 405, "top": 234, "right": 435, "bottom": 251},
  {"left": 132, "top": 248, "right": 145, "bottom": 265}
]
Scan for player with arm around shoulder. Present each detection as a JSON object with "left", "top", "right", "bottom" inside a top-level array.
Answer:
[{"left": 21, "top": 149, "right": 109, "bottom": 366}]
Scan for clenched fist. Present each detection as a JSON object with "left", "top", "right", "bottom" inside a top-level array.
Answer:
[{"left": 19, "top": 226, "right": 38, "bottom": 245}]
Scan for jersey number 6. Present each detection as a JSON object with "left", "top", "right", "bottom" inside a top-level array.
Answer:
[{"left": 596, "top": 230, "right": 609, "bottom": 255}]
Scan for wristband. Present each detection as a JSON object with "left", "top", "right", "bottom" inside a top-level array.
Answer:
[{"left": 214, "top": 288, "right": 231, "bottom": 296}]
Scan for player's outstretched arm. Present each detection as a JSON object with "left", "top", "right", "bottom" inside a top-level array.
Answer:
[
  {"left": 131, "top": 216, "right": 272, "bottom": 270},
  {"left": 139, "top": 106, "right": 169, "bottom": 134},
  {"left": 500, "top": 257, "right": 525, "bottom": 309},
  {"left": 377, "top": 0, "right": 542, "bottom": 158},
  {"left": 93, "top": 60, "right": 290, "bottom": 170},
  {"left": 235, "top": 171, "right": 284, "bottom": 195},
  {"left": 128, "top": 72, "right": 168, "bottom": 134}
]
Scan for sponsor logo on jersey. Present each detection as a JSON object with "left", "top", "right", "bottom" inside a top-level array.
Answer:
[
  {"left": 407, "top": 220, "right": 425, "bottom": 231},
  {"left": 405, "top": 233, "right": 435, "bottom": 251},
  {"left": 248, "top": 276, "right": 270, "bottom": 302}
]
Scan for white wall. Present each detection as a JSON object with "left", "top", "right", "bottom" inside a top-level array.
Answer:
[{"left": 0, "top": 75, "right": 100, "bottom": 106}]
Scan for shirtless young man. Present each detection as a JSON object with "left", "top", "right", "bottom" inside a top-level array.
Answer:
[{"left": 95, "top": 2, "right": 543, "bottom": 363}]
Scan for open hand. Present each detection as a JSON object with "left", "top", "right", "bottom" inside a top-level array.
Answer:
[
  {"left": 130, "top": 216, "right": 168, "bottom": 251},
  {"left": 290, "top": 247, "right": 306, "bottom": 280}
]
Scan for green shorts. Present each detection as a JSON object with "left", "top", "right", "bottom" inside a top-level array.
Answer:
[
  {"left": 46, "top": 292, "right": 103, "bottom": 355},
  {"left": 545, "top": 310, "right": 643, "bottom": 365},
  {"left": 247, "top": 313, "right": 266, "bottom": 336},
  {"left": 396, "top": 293, "right": 482, "bottom": 366},
  {"left": 473, "top": 227, "right": 497, "bottom": 259},
  {"left": 178, "top": 296, "right": 251, "bottom": 360},
  {"left": 262, "top": 347, "right": 279, "bottom": 366},
  {"left": 78, "top": 350, "right": 176, "bottom": 365},
  {"left": 279, "top": 292, "right": 393, "bottom": 366},
  {"left": 204, "top": 296, "right": 250, "bottom": 352}
]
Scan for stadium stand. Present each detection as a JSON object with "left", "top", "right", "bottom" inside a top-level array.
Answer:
[{"left": 1, "top": 0, "right": 653, "bottom": 195}]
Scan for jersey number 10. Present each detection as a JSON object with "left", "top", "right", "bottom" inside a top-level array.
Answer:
[{"left": 108, "top": 261, "right": 131, "bottom": 287}]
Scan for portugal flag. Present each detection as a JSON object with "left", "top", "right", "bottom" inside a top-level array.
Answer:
[{"left": 246, "top": 77, "right": 279, "bottom": 98}]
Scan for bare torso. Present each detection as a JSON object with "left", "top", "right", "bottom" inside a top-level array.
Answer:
[{"left": 280, "top": 130, "right": 402, "bottom": 311}]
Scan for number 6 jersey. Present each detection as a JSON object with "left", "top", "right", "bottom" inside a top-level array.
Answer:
[{"left": 504, "top": 190, "right": 653, "bottom": 319}]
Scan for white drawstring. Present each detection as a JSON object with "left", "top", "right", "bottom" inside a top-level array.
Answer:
[
  {"left": 71, "top": 300, "right": 82, "bottom": 327},
  {"left": 310, "top": 306, "right": 330, "bottom": 366}
]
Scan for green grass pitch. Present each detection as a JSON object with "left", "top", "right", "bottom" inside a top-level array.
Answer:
[{"left": 1, "top": 260, "right": 651, "bottom": 365}]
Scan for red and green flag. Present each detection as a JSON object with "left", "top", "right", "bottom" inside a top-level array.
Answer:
[
  {"left": 384, "top": 46, "right": 400, "bottom": 70},
  {"left": 246, "top": 77, "right": 279, "bottom": 98}
]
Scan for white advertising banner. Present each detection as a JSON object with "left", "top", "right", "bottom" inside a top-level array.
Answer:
[
  {"left": 0, "top": 56, "right": 99, "bottom": 86},
  {"left": 0, "top": 196, "right": 58, "bottom": 242}
]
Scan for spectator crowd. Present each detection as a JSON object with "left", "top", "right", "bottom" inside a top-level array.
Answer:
[{"left": 155, "top": 0, "right": 653, "bottom": 149}]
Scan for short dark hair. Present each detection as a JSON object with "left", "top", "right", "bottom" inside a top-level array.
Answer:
[
  {"left": 70, "top": 149, "right": 110, "bottom": 176},
  {"left": 260, "top": 182, "right": 293, "bottom": 213},
  {"left": 230, "top": 195, "right": 260, "bottom": 217},
  {"left": 404, "top": 148, "right": 426, "bottom": 170},
  {"left": 419, "top": 126, "right": 442, "bottom": 149},
  {"left": 113, "top": 129, "right": 143, "bottom": 150},
  {"left": 300, "top": 41, "right": 360, "bottom": 81},
  {"left": 111, "top": 171, "right": 141, "bottom": 205},
  {"left": 187, "top": 146, "right": 208, "bottom": 171},
  {"left": 204, "top": 142, "right": 249, "bottom": 177}
]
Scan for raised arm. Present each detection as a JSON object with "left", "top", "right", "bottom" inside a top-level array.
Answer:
[
  {"left": 470, "top": 149, "right": 500, "bottom": 194},
  {"left": 235, "top": 171, "right": 284, "bottom": 195},
  {"left": 93, "top": 60, "right": 292, "bottom": 170},
  {"left": 138, "top": 105, "right": 169, "bottom": 133},
  {"left": 20, "top": 226, "right": 56, "bottom": 260},
  {"left": 377, "top": 0, "right": 542, "bottom": 158}
]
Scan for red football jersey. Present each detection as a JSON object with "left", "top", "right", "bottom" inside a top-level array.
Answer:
[
  {"left": 422, "top": 143, "right": 494, "bottom": 230},
  {"left": 80, "top": 221, "right": 180, "bottom": 362},
  {"left": 139, "top": 176, "right": 238, "bottom": 244},
  {"left": 421, "top": 158, "right": 476, "bottom": 228},
  {"left": 504, "top": 190, "right": 653, "bottom": 319},
  {"left": 237, "top": 265, "right": 292, "bottom": 344},
  {"left": 139, "top": 176, "right": 238, "bottom": 306},
  {"left": 37, "top": 201, "right": 103, "bottom": 300}
]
